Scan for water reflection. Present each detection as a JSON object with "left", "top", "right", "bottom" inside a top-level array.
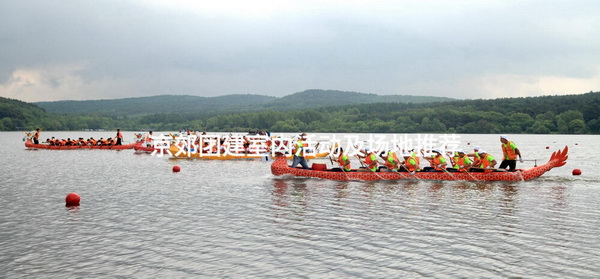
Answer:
[{"left": 270, "top": 178, "right": 309, "bottom": 217}]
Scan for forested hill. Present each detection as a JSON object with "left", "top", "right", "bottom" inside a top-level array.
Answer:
[
  {"left": 5, "top": 91, "right": 599, "bottom": 134},
  {"left": 0, "top": 96, "right": 48, "bottom": 130},
  {"left": 262, "top": 90, "right": 454, "bottom": 110},
  {"left": 34, "top": 94, "right": 278, "bottom": 115},
  {"left": 198, "top": 91, "right": 600, "bottom": 134},
  {"left": 34, "top": 89, "right": 453, "bottom": 115}
]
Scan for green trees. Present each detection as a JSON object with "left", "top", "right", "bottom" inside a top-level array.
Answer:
[
  {"left": 2, "top": 91, "right": 600, "bottom": 134},
  {"left": 556, "top": 110, "right": 587, "bottom": 134}
]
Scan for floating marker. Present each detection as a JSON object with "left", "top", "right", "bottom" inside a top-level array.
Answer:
[
  {"left": 173, "top": 165, "right": 181, "bottom": 173},
  {"left": 65, "top": 193, "right": 80, "bottom": 206},
  {"left": 572, "top": 169, "right": 582, "bottom": 176}
]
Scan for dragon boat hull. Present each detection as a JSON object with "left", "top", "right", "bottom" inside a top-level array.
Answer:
[
  {"left": 133, "top": 142, "right": 158, "bottom": 153},
  {"left": 25, "top": 139, "right": 136, "bottom": 150},
  {"left": 271, "top": 146, "right": 568, "bottom": 181}
]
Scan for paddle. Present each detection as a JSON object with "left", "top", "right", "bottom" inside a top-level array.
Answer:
[
  {"left": 398, "top": 163, "right": 420, "bottom": 180},
  {"left": 421, "top": 149, "right": 455, "bottom": 180},
  {"left": 328, "top": 153, "right": 351, "bottom": 179},
  {"left": 355, "top": 155, "right": 386, "bottom": 180}
]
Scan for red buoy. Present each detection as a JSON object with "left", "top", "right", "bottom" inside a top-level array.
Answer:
[
  {"left": 572, "top": 169, "right": 582, "bottom": 176},
  {"left": 173, "top": 165, "right": 181, "bottom": 173},
  {"left": 546, "top": 146, "right": 550, "bottom": 149},
  {"left": 65, "top": 193, "right": 80, "bottom": 206}
]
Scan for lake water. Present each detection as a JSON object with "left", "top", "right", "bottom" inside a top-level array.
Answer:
[{"left": 1, "top": 132, "right": 599, "bottom": 278}]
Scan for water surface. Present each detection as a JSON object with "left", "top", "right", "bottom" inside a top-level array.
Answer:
[{"left": 1, "top": 132, "right": 599, "bottom": 278}]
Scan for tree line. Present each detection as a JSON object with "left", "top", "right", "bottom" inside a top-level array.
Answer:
[{"left": 2, "top": 91, "right": 599, "bottom": 134}]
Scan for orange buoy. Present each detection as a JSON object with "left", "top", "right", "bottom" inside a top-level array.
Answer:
[
  {"left": 572, "top": 169, "right": 582, "bottom": 176},
  {"left": 173, "top": 165, "right": 181, "bottom": 173},
  {"left": 65, "top": 193, "right": 80, "bottom": 206}
]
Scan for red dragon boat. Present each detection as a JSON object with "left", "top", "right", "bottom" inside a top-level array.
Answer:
[
  {"left": 133, "top": 141, "right": 157, "bottom": 153},
  {"left": 25, "top": 139, "right": 136, "bottom": 150},
  {"left": 271, "top": 146, "right": 568, "bottom": 181}
]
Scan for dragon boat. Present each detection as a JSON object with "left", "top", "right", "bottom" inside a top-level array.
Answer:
[
  {"left": 133, "top": 141, "right": 158, "bottom": 153},
  {"left": 271, "top": 146, "right": 569, "bottom": 181},
  {"left": 25, "top": 139, "right": 137, "bottom": 150}
]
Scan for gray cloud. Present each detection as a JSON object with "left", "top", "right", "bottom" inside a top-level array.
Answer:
[{"left": 1, "top": 0, "right": 599, "bottom": 102}]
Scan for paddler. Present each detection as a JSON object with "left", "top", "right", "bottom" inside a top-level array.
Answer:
[
  {"left": 444, "top": 150, "right": 459, "bottom": 171},
  {"left": 357, "top": 147, "right": 379, "bottom": 172},
  {"left": 380, "top": 149, "right": 400, "bottom": 172},
  {"left": 335, "top": 147, "right": 352, "bottom": 172},
  {"left": 423, "top": 149, "right": 447, "bottom": 172},
  {"left": 455, "top": 150, "right": 473, "bottom": 172},
  {"left": 468, "top": 146, "right": 482, "bottom": 168},
  {"left": 400, "top": 152, "right": 420, "bottom": 173},
  {"left": 499, "top": 136, "right": 522, "bottom": 171},
  {"left": 290, "top": 133, "right": 309, "bottom": 169},
  {"left": 473, "top": 150, "right": 497, "bottom": 172}
]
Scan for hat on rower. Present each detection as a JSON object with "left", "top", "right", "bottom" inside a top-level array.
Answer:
[
  {"left": 432, "top": 149, "right": 442, "bottom": 154},
  {"left": 478, "top": 150, "right": 487, "bottom": 154},
  {"left": 364, "top": 147, "right": 371, "bottom": 152},
  {"left": 474, "top": 146, "right": 481, "bottom": 151},
  {"left": 457, "top": 149, "right": 465, "bottom": 154},
  {"left": 402, "top": 152, "right": 411, "bottom": 157},
  {"left": 501, "top": 135, "right": 508, "bottom": 140}
]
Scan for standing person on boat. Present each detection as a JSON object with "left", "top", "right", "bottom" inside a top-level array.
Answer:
[
  {"left": 33, "top": 128, "right": 41, "bottom": 144},
  {"left": 290, "top": 133, "right": 309, "bottom": 169},
  {"left": 115, "top": 129, "right": 123, "bottom": 145},
  {"left": 422, "top": 149, "right": 447, "bottom": 172},
  {"left": 499, "top": 136, "right": 522, "bottom": 171},
  {"left": 357, "top": 147, "right": 379, "bottom": 172},
  {"left": 145, "top": 131, "right": 154, "bottom": 147}
]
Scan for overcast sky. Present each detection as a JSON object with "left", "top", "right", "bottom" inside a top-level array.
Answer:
[{"left": 1, "top": 0, "right": 599, "bottom": 102}]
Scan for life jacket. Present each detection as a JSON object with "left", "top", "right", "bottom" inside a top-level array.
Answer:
[
  {"left": 472, "top": 152, "right": 482, "bottom": 168},
  {"left": 293, "top": 140, "right": 307, "bottom": 157},
  {"left": 337, "top": 154, "right": 351, "bottom": 171},
  {"left": 481, "top": 154, "right": 495, "bottom": 168},
  {"left": 404, "top": 157, "right": 419, "bottom": 172},
  {"left": 502, "top": 141, "right": 517, "bottom": 160},
  {"left": 411, "top": 153, "right": 420, "bottom": 170},
  {"left": 451, "top": 152, "right": 460, "bottom": 169},
  {"left": 384, "top": 151, "right": 399, "bottom": 170},
  {"left": 365, "top": 153, "right": 378, "bottom": 172},
  {"left": 33, "top": 131, "right": 40, "bottom": 139},
  {"left": 432, "top": 155, "right": 446, "bottom": 171},
  {"left": 456, "top": 156, "right": 472, "bottom": 172}
]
